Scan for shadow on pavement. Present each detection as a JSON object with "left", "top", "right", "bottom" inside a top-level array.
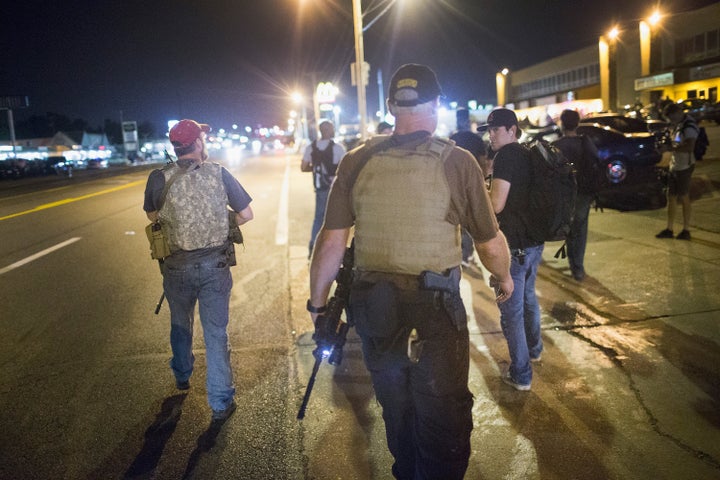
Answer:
[{"left": 124, "top": 393, "right": 187, "bottom": 478}]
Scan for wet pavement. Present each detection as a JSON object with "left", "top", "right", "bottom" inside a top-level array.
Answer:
[{"left": 294, "top": 123, "right": 720, "bottom": 479}]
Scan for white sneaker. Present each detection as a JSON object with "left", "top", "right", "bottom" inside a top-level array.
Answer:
[{"left": 502, "top": 372, "right": 531, "bottom": 391}]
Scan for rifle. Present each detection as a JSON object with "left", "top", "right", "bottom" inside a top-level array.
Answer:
[
  {"left": 152, "top": 151, "right": 174, "bottom": 314},
  {"left": 297, "top": 243, "right": 355, "bottom": 420}
]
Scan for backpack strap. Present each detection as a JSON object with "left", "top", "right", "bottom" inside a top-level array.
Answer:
[{"left": 157, "top": 166, "right": 187, "bottom": 211}]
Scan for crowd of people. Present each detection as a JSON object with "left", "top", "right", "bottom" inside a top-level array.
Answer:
[{"left": 143, "top": 62, "right": 700, "bottom": 479}]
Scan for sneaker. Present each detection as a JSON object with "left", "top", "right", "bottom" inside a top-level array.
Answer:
[
  {"left": 571, "top": 269, "right": 586, "bottom": 281},
  {"left": 502, "top": 372, "right": 531, "bottom": 391},
  {"left": 176, "top": 380, "right": 190, "bottom": 391},
  {"left": 530, "top": 354, "right": 542, "bottom": 363},
  {"left": 655, "top": 229, "right": 674, "bottom": 239},
  {"left": 211, "top": 400, "right": 237, "bottom": 422},
  {"left": 676, "top": 230, "right": 691, "bottom": 240}
]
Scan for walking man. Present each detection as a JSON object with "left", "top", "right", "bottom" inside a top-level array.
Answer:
[
  {"left": 301, "top": 120, "right": 346, "bottom": 257},
  {"left": 143, "top": 119, "right": 253, "bottom": 421},
  {"left": 309, "top": 64, "right": 513, "bottom": 479},
  {"left": 487, "top": 107, "right": 544, "bottom": 391}
]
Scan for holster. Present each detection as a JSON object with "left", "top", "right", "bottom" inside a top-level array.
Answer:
[
  {"left": 419, "top": 267, "right": 467, "bottom": 330},
  {"left": 228, "top": 211, "right": 244, "bottom": 245}
]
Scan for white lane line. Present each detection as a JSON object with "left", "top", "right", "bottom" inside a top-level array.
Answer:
[
  {"left": 0, "top": 237, "right": 82, "bottom": 275},
  {"left": 275, "top": 157, "right": 291, "bottom": 245}
]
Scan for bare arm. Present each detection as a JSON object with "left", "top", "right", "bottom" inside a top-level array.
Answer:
[
  {"left": 309, "top": 227, "right": 351, "bottom": 319},
  {"left": 146, "top": 211, "right": 158, "bottom": 222},
  {"left": 489, "top": 178, "right": 511, "bottom": 214},
  {"left": 234, "top": 205, "right": 254, "bottom": 225},
  {"left": 474, "top": 230, "right": 514, "bottom": 303}
]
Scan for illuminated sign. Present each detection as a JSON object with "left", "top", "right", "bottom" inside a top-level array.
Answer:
[
  {"left": 634, "top": 72, "right": 674, "bottom": 91},
  {"left": 316, "top": 82, "right": 337, "bottom": 104}
]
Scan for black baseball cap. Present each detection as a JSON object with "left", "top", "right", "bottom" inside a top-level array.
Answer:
[
  {"left": 388, "top": 64, "right": 443, "bottom": 107},
  {"left": 483, "top": 108, "right": 519, "bottom": 129}
]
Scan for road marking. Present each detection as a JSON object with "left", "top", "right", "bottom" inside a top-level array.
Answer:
[
  {"left": 0, "top": 180, "right": 145, "bottom": 222},
  {"left": 0, "top": 237, "right": 81, "bottom": 275},
  {"left": 276, "top": 157, "right": 290, "bottom": 245}
]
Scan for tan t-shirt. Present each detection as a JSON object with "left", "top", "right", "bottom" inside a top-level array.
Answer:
[{"left": 324, "top": 134, "right": 499, "bottom": 244}]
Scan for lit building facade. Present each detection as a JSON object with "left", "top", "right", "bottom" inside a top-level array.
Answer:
[{"left": 498, "top": 2, "right": 720, "bottom": 123}]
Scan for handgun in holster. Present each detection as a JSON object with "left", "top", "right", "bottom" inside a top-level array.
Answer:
[{"left": 419, "top": 267, "right": 467, "bottom": 330}]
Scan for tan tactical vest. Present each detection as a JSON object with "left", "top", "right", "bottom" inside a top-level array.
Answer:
[
  {"left": 159, "top": 162, "right": 229, "bottom": 252},
  {"left": 352, "top": 137, "right": 461, "bottom": 275}
]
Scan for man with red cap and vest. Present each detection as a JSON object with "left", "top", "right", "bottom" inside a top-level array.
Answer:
[
  {"left": 143, "top": 119, "right": 253, "bottom": 422},
  {"left": 308, "top": 64, "right": 513, "bottom": 479}
]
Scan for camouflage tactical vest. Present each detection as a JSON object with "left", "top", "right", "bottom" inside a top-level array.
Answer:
[{"left": 159, "top": 162, "right": 229, "bottom": 252}]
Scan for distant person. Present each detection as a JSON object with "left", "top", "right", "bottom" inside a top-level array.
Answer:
[
  {"left": 143, "top": 119, "right": 254, "bottom": 422},
  {"left": 553, "top": 109, "right": 600, "bottom": 281},
  {"left": 656, "top": 103, "right": 698, "bottom": 240},
  {"left": 377, "top": 121, "right": 394, "bottom": 134},
  {"left": 309, "top": 63, "right": 512, "bottom": 479},
  {"left": 301, "top": 120, "right": 346, "bottom": 257},
  {"left": 487, "top": 107, "right": 544, "bottom": 391},
  {"left": 450, "top": 129, "right": 491, "bottom": 266}
]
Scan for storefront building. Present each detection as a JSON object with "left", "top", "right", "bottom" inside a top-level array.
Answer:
[{"left": 499, "top": 2, "right": 720, "bottom": 123}]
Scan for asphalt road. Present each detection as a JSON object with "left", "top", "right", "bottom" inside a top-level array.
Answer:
[{"left": 1, "top": 131, "right": 719, "bottom": 479}]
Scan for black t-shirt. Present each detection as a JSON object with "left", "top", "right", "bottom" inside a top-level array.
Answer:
[{"left": 492, "top": 142, "right": 537, "bottom": 249}]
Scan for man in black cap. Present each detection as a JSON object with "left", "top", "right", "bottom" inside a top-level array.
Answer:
[
  {"left": 487, "top": 107, "right": 544, "bottom": 392},
  {"left": 308, "top": 64, "right": 513, "bottom": 479}
]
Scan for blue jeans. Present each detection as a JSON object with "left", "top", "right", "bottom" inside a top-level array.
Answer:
[
  {"left": 163, "top": 254, "right": 235, "bottom": 412},
  {"left": 498, "top": 244, "right": 544, "bottom": 386},
  {"left": 309, "top": 189, "right": 329, "bottom": 255},
  {"left": 567, "top": 193, "right": 592, "bottom": 275}
]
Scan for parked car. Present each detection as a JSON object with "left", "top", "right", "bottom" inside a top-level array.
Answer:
[
  {"left": 678, "top": 99, "right": 720, "bottom": 124},
  {"left": 519, "top": 123, "right": 666, "bottom": 211},
  {"left": 581, "top": 112, "right": 671, "bottom": 145}
]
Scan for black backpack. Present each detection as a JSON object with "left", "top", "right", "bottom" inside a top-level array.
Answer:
[
  {"left": 681, "top": 117, "right": 709, "bottom": 161},
  {"left": 694, "top": 126, "right": 709, "bottom": 161},
  {"left": 311, "top": 140, "right": 338, "bottom": 190},
  {"left": 523, "top": 140, "right": 578, "bottom": 244}
]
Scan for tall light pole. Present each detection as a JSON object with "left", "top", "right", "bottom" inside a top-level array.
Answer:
[{"left": 352, "top": 0, "right": 368, "bottom": 140}]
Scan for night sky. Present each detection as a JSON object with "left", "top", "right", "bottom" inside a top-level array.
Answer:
[{"left": 1, "top": 0, "right": 717, "bottom": 133}]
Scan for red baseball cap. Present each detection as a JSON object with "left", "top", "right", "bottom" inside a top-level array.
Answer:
[{"left": 169, "top": 119, "right": 211, "bottom": 147}]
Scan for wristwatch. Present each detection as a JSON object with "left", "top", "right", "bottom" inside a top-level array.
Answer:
[{"left": 306, "top": 299, "right": 327, "bottom": 314}]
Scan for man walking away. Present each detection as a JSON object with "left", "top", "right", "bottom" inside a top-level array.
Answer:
[
  {"left": 309, "top": 64, "right": 513, "bottom": 479},
  {"left": 553, "top": 109, "right": 600, "bottom": 281},
  {"left": 143, "top": 119, "right": 253, "bottom": 422},
  {"left": 487, "top": 107, "right": 544, "bottom": 391},
  {"left": 301, "top": 120, "right": 346, "bottom": 257}
]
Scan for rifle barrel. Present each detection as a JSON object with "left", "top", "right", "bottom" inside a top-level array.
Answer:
[
  {"left": 297, "top": 354, "right": 322, "bottom": 420},
  {"left": 154, "top": 292, "right": 165, "bottom": 315}
]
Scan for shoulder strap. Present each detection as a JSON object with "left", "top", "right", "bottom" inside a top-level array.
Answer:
[
  {"left": 158, "top": 167, "right": 187, "bottom": 210},
  {"left": 347, "top": 131, "right": 432, "bottom": 189}
]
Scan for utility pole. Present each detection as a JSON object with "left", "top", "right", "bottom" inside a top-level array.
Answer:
[{"left": 352, "top": 0, "right": 367, "bottom": 140}]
